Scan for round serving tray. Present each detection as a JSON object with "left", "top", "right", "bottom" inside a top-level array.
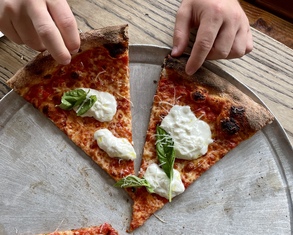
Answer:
[{"left": 0, "top": 45, "right": 292, "bottom": 235}]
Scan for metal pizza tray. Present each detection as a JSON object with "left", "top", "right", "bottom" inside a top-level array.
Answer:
[{"left": 0, "top": 45, "right": 292, "bottom": 235}]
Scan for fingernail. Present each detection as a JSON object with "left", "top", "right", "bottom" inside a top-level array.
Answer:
[
  {"left": 186, "top": 67, "right": 195, "bottom": 76},
  {"left": 70, "top": 48, "right": 79, "bottom": 54},
  {"left": 61, "top": 58, "right": 71, "bottom": 65},
  {"left": 171, "top": 46, "right": 178, "bottom": 56}
]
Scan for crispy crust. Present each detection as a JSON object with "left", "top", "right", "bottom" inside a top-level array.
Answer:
[
  {"left": 163, "top": 55, "right": 274, "bottom": 131},
  {"left": 7, "top": 24, "right": 129, "bottom": 93}
]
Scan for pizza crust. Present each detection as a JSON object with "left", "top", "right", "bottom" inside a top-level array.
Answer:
[
  {"left": 7, "top": 24, "right": 129, "bottom": 94},
  {"left": 163, "top": 55, "right": 274, "bottom": 131}
]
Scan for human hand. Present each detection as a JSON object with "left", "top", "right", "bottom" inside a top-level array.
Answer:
[
  {"left": 172, "top": 0, "right": 253, "bottom": 75},
  {"left": 0, "top": 0, "right": 80, "bottom": 65}
]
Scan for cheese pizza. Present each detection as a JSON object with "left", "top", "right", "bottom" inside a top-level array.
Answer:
[{"left": 7, "top": 24, "right": 135, "bottom": 182}]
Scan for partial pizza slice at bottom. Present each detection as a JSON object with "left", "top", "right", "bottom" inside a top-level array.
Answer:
[
  {"left": 7, "top": 25, "right": 136, "bottom": 182},
  {"left": 126, "top": 55, "right": 274, "bottom": 231},
  {"left": 37, "top": 223, "right": 119, "bottom": 235}
]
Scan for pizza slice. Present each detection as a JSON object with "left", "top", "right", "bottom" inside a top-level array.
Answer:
[
  {"left": 115, "top": 54, "right": 275, "bottom": 231},
  {"left": 37, "top": 223, "right": 119, "bottom": 235},
  {"left": 6, "top": 25, "right": 135, "bottom": 182}
]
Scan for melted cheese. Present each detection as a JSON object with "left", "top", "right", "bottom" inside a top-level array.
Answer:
[
  {"left": 76, "top": 88, "right": 117, "bottom": 122},
  {"left": 160, "top": 105, "right": 213, "bottom": 160},
  {"left": 94, "top": 129, "right": 136, "bottom": 160},
  {"left": 143, "top": 163, "right": 185, "bottom": 199}
]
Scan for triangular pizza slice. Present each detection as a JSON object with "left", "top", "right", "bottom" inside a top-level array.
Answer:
[
  {"left": 7, "top": 25, "right": 135, "bottom": 182},
  {"left": 121, "top": 54, "right": 274, "bottom": 231}
]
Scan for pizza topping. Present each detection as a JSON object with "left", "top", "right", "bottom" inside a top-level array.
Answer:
[
  {"left": 94, "top": 129, "right": 136, "bottom": 160},
  {"left": 143, "top": 163, "right": 185, "bottom": 200},
  {"left": 160, "top": 105, "right": 213, "bottom": 160},
  {"left": 114, "top": 175, "right": 154, "bottom": 193},
  {"left": 75, "top": 88, "right": 117, "bottom": 122},
  {"left": 59, "top": 88, "right": 97, "bottom": 115},
  {"left": 156, "top": 126, "right": 175, "bottom": 201},
  {"left": 59, "top": 88, "right": 117, "bottom": 122}
]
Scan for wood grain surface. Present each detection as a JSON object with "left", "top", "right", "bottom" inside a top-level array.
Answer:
[
  {"left": 244, "top": 0, "right": 293, "bottom": 23},
  {"left": 0, "top": 0, "right": 292, "bottom": 145},
  {"left": 240, "top": 0, "right": 293, "bottom": 49}
]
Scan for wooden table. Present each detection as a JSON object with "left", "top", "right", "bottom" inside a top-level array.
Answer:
[{"left": 0, "top": 0, "right": 292, "bottom": 146}]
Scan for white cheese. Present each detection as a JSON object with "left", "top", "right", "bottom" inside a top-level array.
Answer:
[
  {"left": 75, "top": 88, "right": 117, "bottom": 122},
  {"left": 160, "top": 105, "right": 213, "bottom": 160},
  {"left": 143, "top": 163, "right": 185, "bottom": 199},
  {"left": 94, "top": 129, "right": 136, "bottom": 160}
]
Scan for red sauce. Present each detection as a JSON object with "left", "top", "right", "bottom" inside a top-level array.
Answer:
[{"left": 22, "top": 45, "right": 134, "bottom": 182}]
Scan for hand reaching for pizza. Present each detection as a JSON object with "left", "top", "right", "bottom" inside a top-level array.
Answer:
[
  {"left": 172, "top": 0, "right": 253, "bottom": 75},
  {"left": 0, "top": 0, "right": 80, "bottom": 65}
]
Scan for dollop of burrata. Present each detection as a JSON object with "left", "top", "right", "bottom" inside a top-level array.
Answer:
[
  {"left": 75, "top": 88, "right": 117, "bottom": 122},
  {"left": 143, "top": 163, "right": 185, "bottom": 199},
  {"left": 94, "top": 129, "right": 136, "bottom": 160},
  {"left": 160, "top": 105, "right": 213, "bottom": 160}
]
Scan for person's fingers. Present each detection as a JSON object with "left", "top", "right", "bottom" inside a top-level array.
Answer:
[
  {"left": 226, "top": 28, "right": 247, "bottom": 59},
  {"left": 48, "top": 0, "right": 80, "bottom": 54},
  {"left": 28, "top": 3, "right": 72, "bottom": 65},
  {"left": 227, "top": 25, "right": 253, "bottom": 59},
  {"left": 0, "top": 19, "right": 23, "bottom": 44},
  {"left": 206, "top": 22, "right": 236, "bottom": 60},
  {"left": 245, "top": 27, "right": 253, "bottom": 54},
  {"left": 185, "top": 16, "right": 221, "bottom": 75},
  {"left": 0, "top": 2, "right": 23, "bottom": 44},
  {"left": 171, "top": 4, "right": 192, "bottom": 57},
  {"left": 11, "top": 11, "right": 46, "bottom": 51}
]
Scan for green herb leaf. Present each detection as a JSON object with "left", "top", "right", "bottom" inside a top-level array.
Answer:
[
  {"left": 76, "top": 95, "right": 97, "bottom": 116},
  {"left": 114, "top": 175, "right": 154, "bottom": 193},
  {"left": 59, "top": 89, "right": 87, "bottom": 110},
  {"left": 59, "top": 89, "right": 97, "bottom": 116},
  {"left": 156, "top": 126, "right": 175, "bottom": 202}
]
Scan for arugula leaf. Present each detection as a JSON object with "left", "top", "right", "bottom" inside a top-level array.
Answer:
[
  {"left": 114, "top": 175, "right": 154, "bottom": 193},
  {"left": 156, "top": 126, "right": 175, "bottom": 202},
  {"left": 59, "top": 89, "right": 97, "bottom": 116}
]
